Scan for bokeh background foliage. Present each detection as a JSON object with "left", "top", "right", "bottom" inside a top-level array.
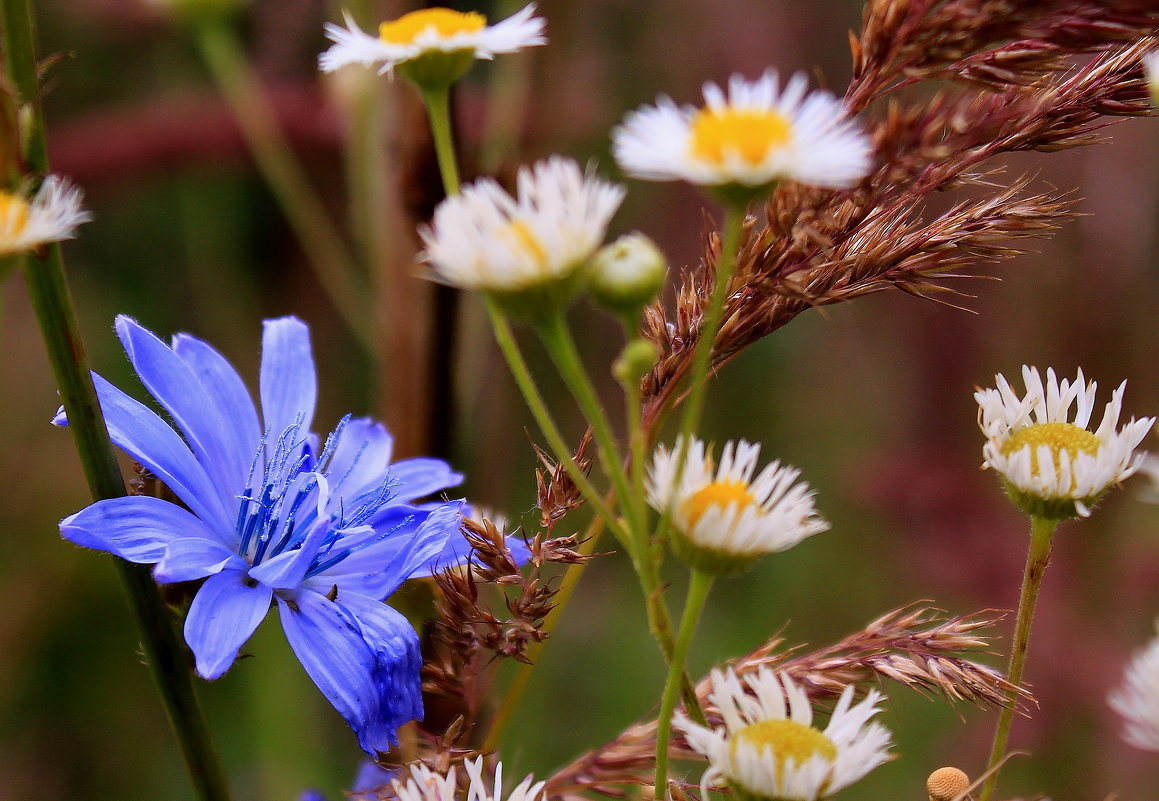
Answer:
[{"left": 3, "top": 1, "right": 1159, "bottom": 799}]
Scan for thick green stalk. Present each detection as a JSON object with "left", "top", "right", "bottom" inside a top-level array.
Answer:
[
  {"left": 194, "top": 17, "right": 373, "bottom": 352},
  {"left": 1, "top": 4, "right": 231, "bottom": 799},
  {"left": 978, "top": 515, "right": 1058, "bottom": 801},
  {"left": 654, "top": 569, "right": 715, "bottom": 795}
]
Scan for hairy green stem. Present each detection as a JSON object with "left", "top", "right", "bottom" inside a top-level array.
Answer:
[
  {"left": 654, "top": 569, "right": 715, "bottom": 795},
  {"left": 194, "top": 17, "right": 373, "bottom": 351},
  {"left": 1, "top": 4, "right": 231, "bottom": 799},
  {"left": 978, "top": 515, "right": 1058, "bottom": 801}
]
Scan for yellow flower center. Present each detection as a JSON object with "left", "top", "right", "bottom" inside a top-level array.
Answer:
[
  {"left": 379, "top": 8, "right": 486, "bottom": 45},
  {"left": 689, "top": 108, "right": 793, "bottom": 166},
  {"left": 730, "top": 719, "right": 837, "bottom": 785},
  {"left": 1000, "top": 422, "right": 1101, "bottom": 479},
  {"left": 681, "top": 480, "right": 757, "bottom": 529},
  {"left": 503, "top": 219, "right": 548, "bottom": 267},
  {"left": 0, "top": 192, "right": 31, "bottom": 237}
]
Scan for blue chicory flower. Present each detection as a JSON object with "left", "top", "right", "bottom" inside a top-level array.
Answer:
[{"left": 57, "top": 315, "right": 467, "bottom": 755}]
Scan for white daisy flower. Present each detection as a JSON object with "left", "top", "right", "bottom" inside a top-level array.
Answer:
[
  {"left": 647, "top": 437, "right": 828, "bottom": 574},
  {"left": 319, "top": 4, "right": 545, "bottom": 77},
  {"left": 1109, "top": 625, "right": 1159, "bottom": 752},
  {"left": 391, "top": 757, "right": 545, "bottom": 801},
  {"left": 612, "top": 70, "right": 872, "bottom": 191},
  {"left": 0, "top": 176, "right": 90, "bottom": 257},
  {"left": 976, "top": 366, "right": 1154, "bottom": 519},
  {"left": 1144, "top": 50, "right": 1159, "bottom": 107},
  {"left": 676, "top": 667, "right": 891, "bottom": 801},
  {"left": 420, "top": 156, "right": 624, "bottom": 314}
]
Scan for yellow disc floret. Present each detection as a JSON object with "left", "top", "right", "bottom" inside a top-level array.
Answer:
[
  {"left": 503, "top": 220, "right": 548, "bottom": 269},
  {"left": 379, "top": 8, "right": 486, "bottom": 44},
  {"left": 731, "top": 719, "right": 837, "bottom": 786},
  {"left": 1000, "top": 421, "right": 1101, "bottom": 481},
  {"left": 689, "top": 108, "right": 793, "bottom": 166},
  {"left": 681, "top": 480, "right": 757, "bottom": 529},
  {"left": 0, "top": 192, "right": 31, "bottom": 238}
]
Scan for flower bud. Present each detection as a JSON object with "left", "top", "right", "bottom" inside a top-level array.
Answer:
[
  {"left": 588, "top": 232, "right": 667, "bottom": 315},
  {"left": 613, "top": 338, "right": 659, "bottom": 385}
]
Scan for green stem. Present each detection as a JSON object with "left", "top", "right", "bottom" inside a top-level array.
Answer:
[
  {"left": 536, "top": 314, "right": 641, "bottom": 538},
  {"left": 978, "top": 515, "right": 1058, "bottom": 801},
  {"left": 483, "top": 298, "right": 629, "bottom": 547},
  {"left": 677, "top": 206, "right": 744, "bottom": 445},
  {"left": 654, "top": 570, "right": 715, "bottom": 795},
  {"left": 1, "top": 4, "right": 231, "bottom": 800},
  {"left": 194, "top": 16, "right": 373, "bottom": 352},
  {"left": 651, "top": 207, "right": 745, "bottom": 563},
  {"left": 421, "top": 86, "right": 462, "bottom": 197}
]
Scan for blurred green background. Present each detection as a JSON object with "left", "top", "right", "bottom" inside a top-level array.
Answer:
[{"left": 4, "top": 1, "right": 1159, "bottom": 799}]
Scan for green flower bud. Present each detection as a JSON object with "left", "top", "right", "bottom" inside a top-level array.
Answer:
[{"left": 588, "top": 232, "right": 667, "bottom": 315}]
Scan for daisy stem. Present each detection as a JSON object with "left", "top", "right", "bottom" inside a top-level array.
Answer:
[
  {"left": 535, "top": 313, "right": 643, "bottom": 540},
  {"left": 649, "top": 205, "right": 744, "bottom": 584},
  {"left": 677, "top": 204, "right": 743, "bottom": 449},
  {"left": 1, "top": 4, "right": 232, "bottom": 800},
  {"left": 194, "top": 16, "right": 374, "bottom": 352},
  {"left": 654, "top": 569, "right": 715, "bottom": 797},
  {"left": 978, "top": 514, "right": 1058, "bottom": 801},
  {"left": 617, "top": 331, "right": 651, "bottom": 565},
  {"left": 421, "top": 86, "right": 462, "bottom": 197},
  {"left": 484, "top": 298, "right": 630, "bottom": 548}
]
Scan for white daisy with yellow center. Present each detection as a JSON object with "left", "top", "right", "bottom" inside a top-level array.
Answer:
[
  {"left": 647, "top": 437, "right": 828, "bottom": 575},
  {"left": 420, "top": 156, "right": 624, "bottom": 315},
  {"left": 976, "top": 365, "right": 1154, "bottom": 519},
  {"left": 612, "top": 71, "right": 872, "bottom": 192},
  {"left": 319, "top": 4, "right": 545, "bottom": 77},
  {"left": 1109, "top": 624, "right": 1159, "bottom": 752},
  {"left": 0, "top": 177, "right": 90, "bottom": 258},
  {"left": 391, "top": 757, "right": 545, "bottom": 801},
  {"left": 676, "top": 667, "right": 891, "bottom": 801}
]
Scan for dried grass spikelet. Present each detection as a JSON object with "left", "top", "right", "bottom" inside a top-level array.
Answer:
[
  {"left": 636, "top": 10, "right": 1156, "bottom": 433},
  {"left": 546, "top": 605, "right": 1027, "bottom": 799},
  {"left": 927, "top": 766, "right": 971, "bottom": 801},
  {"left": 420, "top": 515, "right": 598, "bottom": 740}
]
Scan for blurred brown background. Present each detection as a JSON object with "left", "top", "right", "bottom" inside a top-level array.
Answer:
[{"left": 3, "top": 0, "right": 1159, "bottom": 799}]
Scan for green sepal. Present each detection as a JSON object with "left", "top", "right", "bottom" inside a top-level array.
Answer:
[{"left": 670, "top": 526, "right": 758, "bottom": 576}]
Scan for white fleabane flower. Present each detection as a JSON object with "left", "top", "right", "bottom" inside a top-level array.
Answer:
[
  {"left": 391, "top": 757, "right": 545, "bottom": 801},
  {"left": 420, "top": 156, "right": 624, "bottom": 317},
  {"left": 612, "top": 70, "right": 872, "bottom": 193},
  {"left": 976, "top": 366, "right": 1154, "bottom": 520},
  {"left": 676, "top": 667, "right": 891, "bottom": 801},
  {"left": 1109, "top": 625, "right": 1159, "bottom": 752},
  {"left": 319, "top": 4, "right": 545, "bottom": 78},
  {"left": 1144, "top": 50, "right": 1159, "bottom": 106},
  {"left": 648, "top": 437, "right": 828, "bottom": 575},
  {"left": 0, "top": 176, "right": 90, "bottom": 257}
]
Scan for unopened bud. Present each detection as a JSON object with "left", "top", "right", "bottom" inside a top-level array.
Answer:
[
  {"left": 613, "top": 338, "right": 659, "bottom": 385},
  {"left": 926, "top": 766, "right": 970, "bottom": 801},
  {"left": 588, "top": 232, "right": 667, "bottom": 315}
]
